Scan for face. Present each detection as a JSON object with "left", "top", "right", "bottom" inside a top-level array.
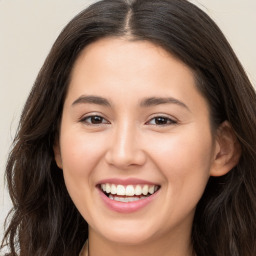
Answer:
[{"left": 55, "top": 38, "right": 219, "bottom": 246}]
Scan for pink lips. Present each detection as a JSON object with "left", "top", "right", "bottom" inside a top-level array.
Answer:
[{"left": 97, "top": 178, "right": 160, "bottom": 213}]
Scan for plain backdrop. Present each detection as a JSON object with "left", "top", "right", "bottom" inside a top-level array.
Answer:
[{"left": 0, "top": 0, "right": 255, "bottom": 244}]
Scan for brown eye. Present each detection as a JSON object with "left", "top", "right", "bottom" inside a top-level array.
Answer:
[
  {"left": 81, "top": 115, "right": 109, "bottom": 125},
  {"left": 147, "top": 116, "right": 177, "bottom": 125}
]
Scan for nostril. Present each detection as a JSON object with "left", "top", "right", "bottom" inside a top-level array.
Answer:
[
  {"left": 104, "top": 130, "right": 147, "bottom": 168},
  {"left": 104, "top": 147, "right": 147, "bottom": 168}
]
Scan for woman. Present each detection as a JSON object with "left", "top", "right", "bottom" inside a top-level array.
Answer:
[{"left": 1, "top": 0, "right": 256, "bottom": 255}]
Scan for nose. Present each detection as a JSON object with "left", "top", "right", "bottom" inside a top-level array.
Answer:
[{"left": 105, "top": 122, "right": 146, "bottom": 169}]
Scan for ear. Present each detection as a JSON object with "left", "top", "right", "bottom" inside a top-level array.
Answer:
[
  {"left": 210, "top": 121, "right": 241, "bottom": 177},
  {"left": 53, "top": 139, "right": 63, "bottom": 169}
]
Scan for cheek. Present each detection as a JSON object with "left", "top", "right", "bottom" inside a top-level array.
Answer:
[
  {"left": 152, "top": 131, "right": 213, "bottom": 166},
  {"left": 60, "top": 130, "right": 105, "bottom": 175},
  {"left": 59, "top": 130, "right": 107, "bottom": 218},
  {"left": 59, "top": 130, "right": 108, "bottom": 205},
  {"left": 148, "top": 127, "right": 214, "bottom": 196}
]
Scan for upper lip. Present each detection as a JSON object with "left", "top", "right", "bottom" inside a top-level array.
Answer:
[{"left": 97, "top": 178, "right": 159, "bottom": 186}]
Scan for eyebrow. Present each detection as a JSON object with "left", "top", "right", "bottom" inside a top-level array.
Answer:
[
  {"left": 140, "top": 97, "right": 190, "bottom": 111},
  {"left": 72, "top": 95, "right": 189, "bottom": 111},
  {"left": 72, "top": 95, "right": 111, "bottom": 107}
]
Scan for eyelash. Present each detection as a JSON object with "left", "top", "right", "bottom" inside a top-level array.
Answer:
[
  {"left": 80, "top": 115, "right": 110, "bottom": 125},
  {"left": 80, "top": 115, "right": 177, "bottom": 126},
  {"left": 146, "top": 116, "right": 177, "bottom": 126}
]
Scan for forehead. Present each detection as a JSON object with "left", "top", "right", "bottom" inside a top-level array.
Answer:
[
  {"left": 69, "top": 37, "right": 195, "bottom": 92},
  {"left": 66, "top": 37, "right": 209, "bottom": 116}
]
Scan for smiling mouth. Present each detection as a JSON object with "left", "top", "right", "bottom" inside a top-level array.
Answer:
[{"left": 100, "top": 184, "right": 160, "bottom": 203}]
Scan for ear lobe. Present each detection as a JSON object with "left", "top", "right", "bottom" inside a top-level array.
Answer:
[
  {"left": 210, "top": 121, "right": 241, "bottom": 177},
  {"left": 53, "top": 140, "right": 63, "bottom": 169}
]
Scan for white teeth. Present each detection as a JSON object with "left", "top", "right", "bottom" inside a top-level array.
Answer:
[
  {"left": 106, "top": 183, "right": 111, "bottom": 193},
  {"left": 110, "top": 184, "right": 117, "bottom": 194},
  {"left": 126, "top": 185, "right": 135, "bottom": 196},
  {"left": 135, "top": 185, "right": 142, "bottom": 195},
  {"left": 116, "top": 185, "right": 126, "bottom": 195},
  {"left": 142, "top": 185, "right": 149, "bottom": 195},
  {"left": 100, "top": 183, "right": 159, "bottom": 196},
  {"left": 101, "top": 184, "right": 106, "bottom": 191},
  {"left": 149, "top": 185, "right": 154, "bottom": 194}
]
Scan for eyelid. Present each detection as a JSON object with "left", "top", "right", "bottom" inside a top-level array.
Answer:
[
  {"left": 145, "top": 114, "right": 178, "bottom": 126},
  {"left": 79, "top": 113, "right": 110, "bottom": 125}
]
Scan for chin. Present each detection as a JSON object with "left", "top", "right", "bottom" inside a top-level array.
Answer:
[
  {"left": 107, "top": 233, "right": 153, "bottom": 245},
  {"left": 98, "top": 224, "right": 159, "bottom": 245}
]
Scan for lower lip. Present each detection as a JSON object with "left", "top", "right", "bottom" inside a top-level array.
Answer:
[{"left": 98, "top": 188, "right": 159, "bottom": 213}]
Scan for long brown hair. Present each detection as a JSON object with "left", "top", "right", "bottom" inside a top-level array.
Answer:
[{"left": 2, "top": 0, "right": 256, "bottom": 255}]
